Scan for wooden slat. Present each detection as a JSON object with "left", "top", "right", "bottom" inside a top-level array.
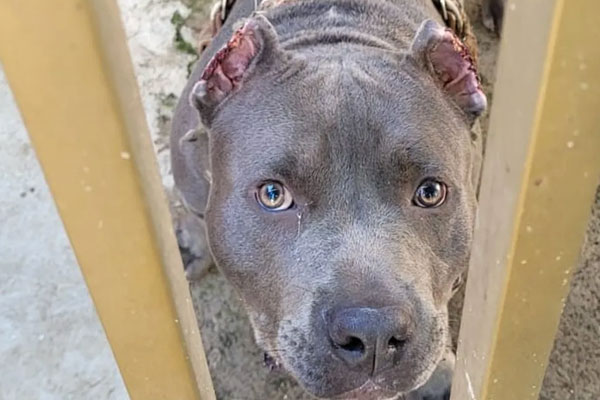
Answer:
[
  {"left": 0, "top": 1, "right": 215, "bottom": 399},
  {"left": 451, "top": 0, "right": 600, "bottom": 399}
]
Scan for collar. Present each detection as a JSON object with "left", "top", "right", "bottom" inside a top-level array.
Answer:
[{"left": 432, "top": 0, "right": 466, "bottom": 39}]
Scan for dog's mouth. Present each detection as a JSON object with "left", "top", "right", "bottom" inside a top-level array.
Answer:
[
  {"left": 329, "top": 379, "right": 400, "bottom": 400},
  {"left": 257, "top": 299, "right": 446, "bottom": 399},
  {"left": 263, "top": 352, "right": 402, "bottom": 400},
  {"left": 263, "top": 351, "right": 397, "bottom": 399}
]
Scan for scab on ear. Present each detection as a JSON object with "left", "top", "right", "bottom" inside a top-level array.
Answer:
[
  {"left": 410, "top": 20, "right": 487, "bottom": 118},
  {"left": 190, "top": 15, "right": 283, "bottom": 125}
]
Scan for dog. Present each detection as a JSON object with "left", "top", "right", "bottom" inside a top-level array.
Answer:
[{"left": 171, "top": 0, "right": 496, "bottom": 398}]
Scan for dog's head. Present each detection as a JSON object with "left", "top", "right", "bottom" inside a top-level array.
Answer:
[{"left": 191, "top": 16, "right": 485, "bottom": 399}]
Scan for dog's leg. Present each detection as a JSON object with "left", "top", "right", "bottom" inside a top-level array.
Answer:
[
  {"left": 171, "top": 127, "right": 214, "bottom": 280},
  {"left": 174, "top": 208, "right": 213, "bottom": 280},
  {"left": 407, "top": 349, "right": 454, "bottom": 400}
]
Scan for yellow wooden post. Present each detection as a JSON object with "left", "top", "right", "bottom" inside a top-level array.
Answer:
[
  {"left": 0, "top": 1, "right": 215, "bottom": 399},
  {"left": 451, "top": 0, "right": 600, "bottom": 399}
]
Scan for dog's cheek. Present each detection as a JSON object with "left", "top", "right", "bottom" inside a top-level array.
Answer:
[
  {"left": 205, "top": 188, "right": 287, "bottom": 315},
  {"left": 416, "top": 311, "right": 450, "bottom": 389},
  {"left": 247, "top": 311, "right": 278, "bottom": 350},
  {"left": 429, "top": 200, "right": 475, "bottom": 304}
]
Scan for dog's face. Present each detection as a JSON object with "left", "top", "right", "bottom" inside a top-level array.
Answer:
[{"left": 193, "top": 18, "right": 485, "bottom": 399}]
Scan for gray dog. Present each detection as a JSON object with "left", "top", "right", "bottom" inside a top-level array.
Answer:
[{"left": 171, "top": 0, "right": 495, "bottom": 398}]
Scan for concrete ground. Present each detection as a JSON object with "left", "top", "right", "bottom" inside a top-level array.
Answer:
[
  {"left": 0, "top": 1, "right": 598, "bottom": 399},
  {"left": 0, "top": 1, "right": 194, "bottom": 399},
  {"left": 0, "top": 67, "right": 128, "bottom": 400}
]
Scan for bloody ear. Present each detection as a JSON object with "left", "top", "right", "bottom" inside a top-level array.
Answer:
[
  {"left": 410, "top": 20, "right": 486, "bottom": 117},
  {"left": 190, "top": 15, "right": 282, "bottom": 123}
]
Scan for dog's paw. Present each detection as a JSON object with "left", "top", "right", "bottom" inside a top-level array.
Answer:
[
  {"left": 407, "top": 351, "right": 454, "bottom": 400},
  {"left": 174, "top": 211, "right": 214, "bottom": 281},
  {"left": 482, "top": 0, "right": 505, "bottom": 35}
]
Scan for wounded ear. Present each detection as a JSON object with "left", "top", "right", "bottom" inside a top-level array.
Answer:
[
  {"left": 410, "top": 20, "right": 486, "bottom": 117},
  {"left": 190, "top": 15, "right": 282, "bottom": 123}
]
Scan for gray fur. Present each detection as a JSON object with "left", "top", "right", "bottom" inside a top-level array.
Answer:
[
  {"left": 171, "top": 0, "right": 484, "bottom": 398},
  {"left": 482, "top": 0, "right": 504, "bottom": 34}
]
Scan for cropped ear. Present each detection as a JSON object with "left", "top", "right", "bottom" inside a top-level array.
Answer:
[
  {"left": 190, "top": 15, "right": 283, "bottom": 124},
  {"left": 410, "top": 20, "right": 486, "bottom": 117}
]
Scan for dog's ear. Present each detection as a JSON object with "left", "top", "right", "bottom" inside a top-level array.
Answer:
[
  {"left": 409, "top": 20, "right": 486, "bottom": 117},
  {"left": 190, "top": 16, "right": 283, "bottom": 124}
]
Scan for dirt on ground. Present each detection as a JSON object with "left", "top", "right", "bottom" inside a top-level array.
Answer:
[{"left": 126, "top": 0, "right": 600, "bottom": 399}]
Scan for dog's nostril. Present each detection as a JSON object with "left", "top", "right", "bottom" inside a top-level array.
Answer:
[
  {"left": 387, "top": 336, "right": 407, "bottom": 352},
  {"left": 338, "top": 336, "right": 366, "bottom": 353}
]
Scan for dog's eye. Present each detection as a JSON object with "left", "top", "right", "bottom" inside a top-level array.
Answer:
[
  {"left": 257, "top": 181, "right": 294, "bottom": 211},
  {"left": 413, "top": 179, "right": 447, "bottom": 208}
]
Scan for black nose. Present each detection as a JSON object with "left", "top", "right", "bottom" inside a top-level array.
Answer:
[{"left": 327, "top": 307, "right": 412, "bottom": 373}]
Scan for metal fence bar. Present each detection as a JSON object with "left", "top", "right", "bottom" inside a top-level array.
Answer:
[
  {"left": 451, "top": 0, "right": 600, "bottom": 399},
  {"left": 0, "top": 1, "right": 215, "bottom": 399}
]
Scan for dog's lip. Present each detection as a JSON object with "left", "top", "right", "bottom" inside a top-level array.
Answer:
[{"left": 329, "top": 379, "right": 400, "bottom": 400}]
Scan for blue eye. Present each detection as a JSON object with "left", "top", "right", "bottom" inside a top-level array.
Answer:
[
  {"left": 413, "top": 179, "right": 447, "bottom": 208},
  {"left": 265, "top": 184, "right": 280, "bottom": 202},
  {"left": 257, "top": 181, "right": 294, "bottom": 211}
]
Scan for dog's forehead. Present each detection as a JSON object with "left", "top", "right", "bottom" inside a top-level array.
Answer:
[{"left": 211, "top": 58, "right": 470, "bottom": 177}]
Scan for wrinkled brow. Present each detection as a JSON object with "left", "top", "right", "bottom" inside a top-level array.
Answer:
[
  {"left": 385, "top": 143, "right": 450, "bottom": 182},
  {"left": 261, "top": 153, "right": 299, "bottom": 182},
  {"left": 257, "top": 146, "right": 332, "bottom": 194}
]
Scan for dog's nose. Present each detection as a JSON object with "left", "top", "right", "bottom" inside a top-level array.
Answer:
[{"left": 327, "top": 307, "right": 412, "bottom": 372}]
